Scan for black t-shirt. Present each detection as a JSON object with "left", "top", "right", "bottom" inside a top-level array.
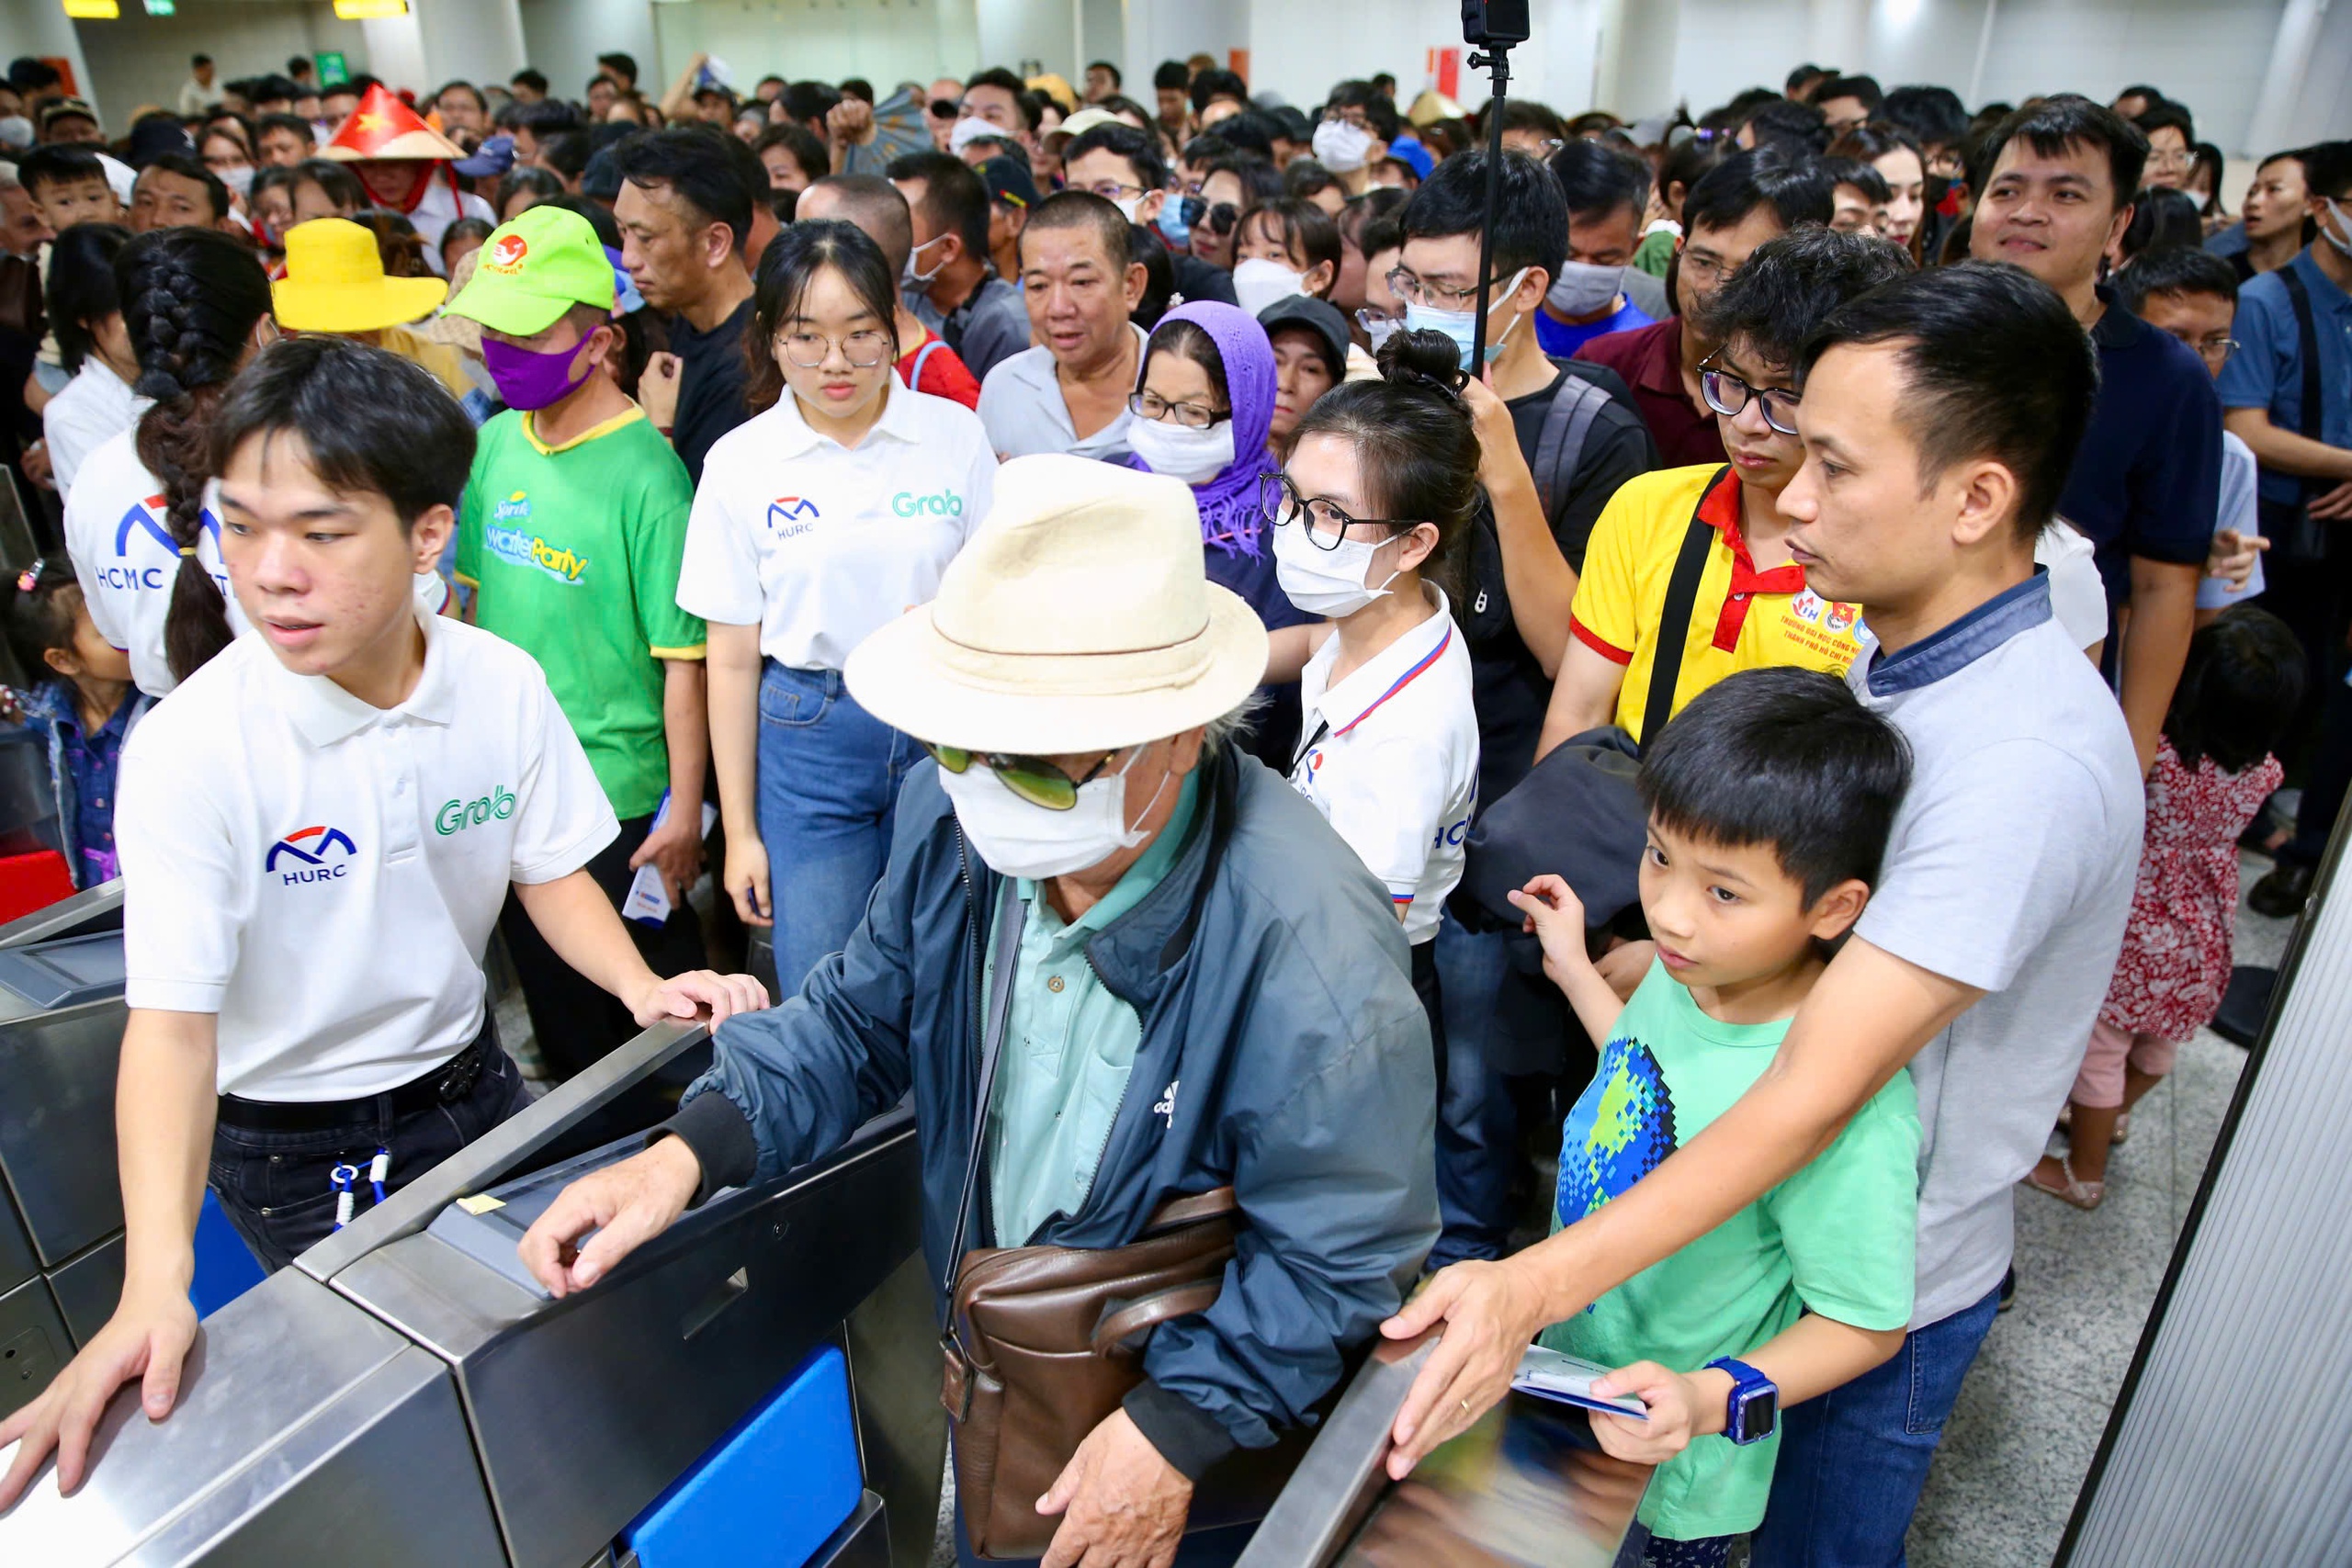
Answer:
[
  {"left": 1463, "top": 357, "right": 1659, "bottom": 810},
  {"left": 669, "top": 295, "right": 754, "bottom": 488}
]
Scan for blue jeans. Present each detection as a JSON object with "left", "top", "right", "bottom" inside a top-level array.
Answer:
[
  {"left": 1426, "top": 918, "right": 1520, "bottom": 1268},
  {"left": 209, "top": 1038, "right": 531, "bottom": 1272},
  {"left": 757, "top": 662, "right": 924, "bottom": 994},
  {"left": 1748, "top": 1279, "right": 2004, "bottom": 1568}
]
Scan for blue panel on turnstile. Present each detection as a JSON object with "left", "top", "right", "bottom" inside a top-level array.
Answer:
[
  {"left": 622, "top": 1344, "right": 862, "bottom": 1568},
  {"left": 191, "top": 1188, "right": 265, "bottom": 1318}
]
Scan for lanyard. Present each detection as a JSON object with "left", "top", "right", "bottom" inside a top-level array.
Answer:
[{"left": 330, "top": 1147, "right": 392, "bottom": 1230}]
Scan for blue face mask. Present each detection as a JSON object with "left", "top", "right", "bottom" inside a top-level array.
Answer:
[
  {"left": 1158, "top": 197, "right": 1193, "bottom": 249},
  {"left": 1406, "top": 266, "right": 1532, "bottom": 369}
]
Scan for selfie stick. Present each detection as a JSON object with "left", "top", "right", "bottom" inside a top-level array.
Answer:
[{"left": 1464, "top": 1, "right": 1532, "bottom": 372}]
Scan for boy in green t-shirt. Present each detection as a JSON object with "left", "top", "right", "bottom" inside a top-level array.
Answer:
[
  {"left": 445, "top": 205, "right": 713, "bottom": 1079},
  {"left": 1508, "top": 667, "right": 1919, "bottom": 1565}
]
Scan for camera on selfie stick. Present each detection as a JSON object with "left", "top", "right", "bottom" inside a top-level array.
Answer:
[{"left": 1464, "top": 1, "right": 1532, "bottom": 370}]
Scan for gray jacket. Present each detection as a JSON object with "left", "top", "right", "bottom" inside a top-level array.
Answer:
[{"left": 669, "top": 745, "right": 1440, "bottom": 1475}]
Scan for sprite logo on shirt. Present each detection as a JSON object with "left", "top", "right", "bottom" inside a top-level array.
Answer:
[
  {"left": 484, "top": 491, "right": 590, "bottom": 583},
  {"left": 435, "top": 786, "right": 517, "bottom": 836}
]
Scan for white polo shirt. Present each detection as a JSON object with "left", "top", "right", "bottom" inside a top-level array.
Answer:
[
  {"left": 1289, "top": 587, "right": 1481, "bottom": 945},
  {"left": 63, "top": 426, "right": 450, "bottom": 700},
  {"left": 677, "top": 379, "right": 996, "bottom": 671},
  {"left": 41, "top": 358, "right": 141, "bottom": 502},
  {"left": 115, "top": 610, "right": 617, "bottom": 1100}
]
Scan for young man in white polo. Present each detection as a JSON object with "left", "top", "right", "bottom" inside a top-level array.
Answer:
[{"left": 0, "top": 337, "right": 769, "bottom": 1512}]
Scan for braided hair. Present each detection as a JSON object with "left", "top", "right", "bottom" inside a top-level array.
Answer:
[{"left": 116, "top": 228, "right": 273, "bottom": 684}]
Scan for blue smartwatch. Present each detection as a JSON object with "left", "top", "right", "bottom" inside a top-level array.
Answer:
[{"left": 1705, "top": 1357, "right": 1778, "bottom": 1446}]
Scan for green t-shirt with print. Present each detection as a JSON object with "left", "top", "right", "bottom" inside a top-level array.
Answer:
[
  {"left": 458, "top": 406, "right": 705, "bottom": 819},
  {"left": 1538, "top": 963, "right": 1920, "bottom": 1541}
]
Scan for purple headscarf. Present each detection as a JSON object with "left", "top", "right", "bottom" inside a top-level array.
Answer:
[{"left": 1129, "top": 300, "right": 1281, "bottom": 560}]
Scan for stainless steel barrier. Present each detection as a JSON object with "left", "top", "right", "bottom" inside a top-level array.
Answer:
[
  {"left": 0, "top": 908, "right": 126, "bottom": 1420},
  {"left": 1, "top": 1018, "right": 945, "bottom": 1568},
  {"left": 1238, "top": 1335, "right": 1650, "bottom": 1568}
]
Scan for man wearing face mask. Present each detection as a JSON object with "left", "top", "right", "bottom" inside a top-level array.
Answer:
[
  {"left": 890, "top": 149, "right": 1030, "bottom": 380},
  {"left": 1313, "top": 84, "right": 1397, "bottom": 199},
  {"left": 520, "top": 453, "right": 1439, "bottom": 1568},
  {"left": 1063, "top": 121, "right": 1239, "bottom": 309},
  {"left": 444, "top": 205, "right": 715, "bottom": 1074},
  {"left": 1536, "top": 141, "right": 1657, "bottom": 356},
  {"left": 1395, "top": 150, "right": 1658, "bottom": 1271}
]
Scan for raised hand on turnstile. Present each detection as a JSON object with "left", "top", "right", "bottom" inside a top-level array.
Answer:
[{"left": 518, "top": 1133, "right": 705, "bottom": 1296}]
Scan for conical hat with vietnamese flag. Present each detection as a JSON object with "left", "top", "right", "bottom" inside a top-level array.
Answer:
[{"left": 320, "top": 83, "right": 463, "bottom": 163}]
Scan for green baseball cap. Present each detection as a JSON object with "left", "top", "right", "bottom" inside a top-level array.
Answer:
[{"left": 445, "top": 205, "right": 617, "bottom": 336}]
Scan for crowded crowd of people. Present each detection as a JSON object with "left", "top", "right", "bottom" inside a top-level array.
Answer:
[{"left": 0, "top": 38, "right": 2346, "bottom": 1568}]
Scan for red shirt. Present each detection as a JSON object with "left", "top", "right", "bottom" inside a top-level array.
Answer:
[
  {"left": 897, "top": 329, "right": 981, "bottom": 410},
  {"left": 1574, "top": 317, "right": 1726, "bottom": 470}
]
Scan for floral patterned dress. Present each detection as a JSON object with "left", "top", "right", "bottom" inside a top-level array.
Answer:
[{"left": 2098, "top": 738, "right": 2281, "bottom": 1042}]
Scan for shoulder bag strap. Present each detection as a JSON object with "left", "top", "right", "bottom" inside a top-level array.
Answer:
[
  {"left": 1638, "top": 468, "right": 1729, "bottom": 749},
  {"left": 1532, "top": 370, "right": 1611, "bottom": 519},
  {"left": 910, "top": 337, "right": 944, "bottom": 390},
  {"left": 941, "top": 875, "right": 1024, "bottom": 1315},
  {"left": 2277, "top": 265, "right": 2323, "bottom": 500}
]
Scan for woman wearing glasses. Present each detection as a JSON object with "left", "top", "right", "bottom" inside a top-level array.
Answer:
[
  {"left": 1266, "top": 325, "right": 1481, "bottom": 1019},
  {"left": 676, "top": 220, "right": 997, "bottom": 988},
  {"left": 1124, "top": 299, "right": 1319, "bottom": 763}
]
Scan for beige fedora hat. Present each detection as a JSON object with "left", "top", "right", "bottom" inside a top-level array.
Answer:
[{"left": 846, "top": 454, "right": 1272, "bottom": 755}]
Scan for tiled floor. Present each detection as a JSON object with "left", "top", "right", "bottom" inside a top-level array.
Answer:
[{"left": 1907, "top": 854, "right": 2288, "bottom": 1567}]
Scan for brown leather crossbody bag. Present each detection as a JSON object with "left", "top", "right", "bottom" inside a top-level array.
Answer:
[{"left": 938, "top": 883, "right": 1305, "bottom": 1559}]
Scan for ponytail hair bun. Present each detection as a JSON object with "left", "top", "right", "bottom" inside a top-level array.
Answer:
[{"left": 1375, "top": 325, "right": 1470, "bottom": 398}]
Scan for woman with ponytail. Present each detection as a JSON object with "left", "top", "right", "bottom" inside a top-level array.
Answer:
[
  {"left": 1266, "top": 325, "right": 1482, "bottom": 989},
  {"left": 62, "top": 227, "right": 449, "bottom": 697}
]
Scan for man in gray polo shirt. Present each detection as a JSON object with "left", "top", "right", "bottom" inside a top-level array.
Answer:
[
  {"left": 1380, "top": 264, "right": 2143, "bottom": 1564},
  {"left": 978, "top": 190, "right": 1148, "bottom": 462}
]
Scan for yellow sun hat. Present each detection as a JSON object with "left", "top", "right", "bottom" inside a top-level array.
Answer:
[{"left": 271, "top": 218, "right": 449, "bottom": 334}]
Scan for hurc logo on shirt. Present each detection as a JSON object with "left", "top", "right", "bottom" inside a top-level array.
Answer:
[
  {"left": 766, "top": 496, "right": 820, "bottom": 538},
  {"left": 266, "top": 825, "right": 358, "bottom": 885}
]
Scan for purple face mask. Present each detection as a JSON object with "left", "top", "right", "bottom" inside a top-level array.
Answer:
[{"left": 483, "top": 331, "right": 594, "bottom": 411}]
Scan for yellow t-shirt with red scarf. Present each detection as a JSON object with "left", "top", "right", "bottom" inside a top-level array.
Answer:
[{"left": 1567, "top": 464, "right": 1865, "bottom": 743}]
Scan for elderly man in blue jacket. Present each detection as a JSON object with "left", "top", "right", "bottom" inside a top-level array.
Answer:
[{"left": 522, "top": 454, "right": 1440, "bottom": 1568}]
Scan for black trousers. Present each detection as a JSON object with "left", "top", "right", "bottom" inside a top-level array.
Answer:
[
  {"left": 498, "top": 811, "right": 708, "bottom": 1081},
  {"left": 209, "top": 1021, "right": 530, "bottom": 1271}
]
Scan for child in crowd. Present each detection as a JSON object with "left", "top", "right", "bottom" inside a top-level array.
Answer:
[
  {"left": 2029, "top": 607, "right": 2304, "bottom": 1208},
  {"left": 4, "top": 558, "right": 145, "bottom": 888},
  {"left": 1510, "top": 668, "right": 1919, "bottom": 1568}
]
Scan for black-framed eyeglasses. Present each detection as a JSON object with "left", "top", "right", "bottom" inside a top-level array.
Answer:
[
  {"left": 1259, "top": 473, "right": 1422, "bottom": 548},
  {"left": 1699, "top": 360, "right": 1801, "bottom": 437},
  {"left": 1129, "top": 390, "right": 1231, "bottom": 430},
  {"left": 925, "top": 743, "right": 1125, "bottom": 810}
]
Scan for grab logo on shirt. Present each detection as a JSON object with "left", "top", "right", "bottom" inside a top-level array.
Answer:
[
  {"left": 96, "top": 496, "right": 223, "bottom": 593},
  {"left": 890, "top": 489, "right": 963, "bottom": 518},
  {"left": 765, "top": 496, "right": 820, "bottom": 540},
  {"left": 266, "top": 825, "right": 358, "bottom": 886}
]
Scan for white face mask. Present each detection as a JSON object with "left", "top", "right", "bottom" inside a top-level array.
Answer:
[
  {"left": 1126, "top": 414, "right": 1236, "bottom": 484},
  {"left": 949, "top": 116, "right": 1004, "bottom": 157},
  {"left": 903, "top": 233, "right": 949, "bottom": 294},
  {"left": 1112, "top": 194, "right": 1144, "bottom": 224},
  {"left": 1546, "top": 260, "right": 1625, "bottom": 318},
  {"left": 1312, "top": 118, "right": 1375, "bottom": 173},
  {"left": 1232, "top": 256, "right": 1306, "bottom": 317},
  {"left": 939, "top": 748, "right": 1168, "bottom": 880},
  {"left": 2324, "top": 197, "right": 2352, "bottom": 260},
  {"left": 1273, "top": 514, "right": 1403, "bottom": 617},
  {"left": 1363, "top": 317, "right": 1402, "bottom": 353}
]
